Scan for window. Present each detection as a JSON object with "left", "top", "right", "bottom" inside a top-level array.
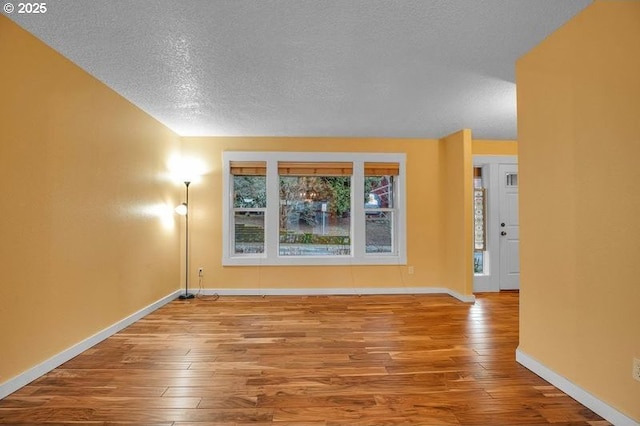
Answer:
[
  {"left": 364, "top": 162, "right": 399, "bottom": 254},
  {"left": 231, "top": 162, "right": 266, "bottom": 255},
  {"left": 223, "top": 152, "right": 406, "bottom": 266},
  {"left": 279, "top": 175, "right": 352, "bottom": 256},
  {"left": 473, "top": 167, "right": 487, "bottom": 274}
]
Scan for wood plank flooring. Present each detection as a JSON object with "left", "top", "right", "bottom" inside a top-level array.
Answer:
[{"left": 0, "top": 292, "right": 609, "bottom": 425}]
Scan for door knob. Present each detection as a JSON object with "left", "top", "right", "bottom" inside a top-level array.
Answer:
[
  {"left": 500, "top": 222, "right": 506, "bottom": 227},
  {"left": 501, "top": 231, "right": 507, "bottom": 236}
]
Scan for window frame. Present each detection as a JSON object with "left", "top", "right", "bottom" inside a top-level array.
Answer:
[{"left": 222, "top": 151, "right": 407, "bottom": 266}]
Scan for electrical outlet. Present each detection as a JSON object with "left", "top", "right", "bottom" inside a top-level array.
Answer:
[
  {"left": 633, "top": 358, "right": 640, "bottom": 382},
  {"left": 198, "top": 267, "right": 204, "bottom": 277},
  {"left": 408, "top": 266, "right": 414, "bottom": 275}
]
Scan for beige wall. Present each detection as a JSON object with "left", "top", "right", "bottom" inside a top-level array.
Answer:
[
  {"left": 441, "top": 130, "right": 474, "bottom": 296},
  {"left": 183, "top": 137, "right": 446, "bottom": 291},
  {"left": 182, "top": 134, "right": 505, "bottom": 297},
  {"left": 0, "top": 17, "right": 181, "bottom": 384},
  {"left": 517, "top": 1, "right": 640, "bottom": 421},
  {"left": 473, "top": 139, "right": 518, "bottom": 156}
]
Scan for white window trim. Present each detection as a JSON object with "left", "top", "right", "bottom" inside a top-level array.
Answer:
[{"left": 222, "top": 151, "right": 407, "bottom": 266}]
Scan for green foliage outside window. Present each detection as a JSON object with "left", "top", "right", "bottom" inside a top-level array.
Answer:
[{"left": 234, "top": 176, "right": 266, "bottom": 208}]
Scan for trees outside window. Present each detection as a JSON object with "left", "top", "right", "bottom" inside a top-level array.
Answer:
[{"left": 279, "top": 176, "right": 351, "bottom": 256}]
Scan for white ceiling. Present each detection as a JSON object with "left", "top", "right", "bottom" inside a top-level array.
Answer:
[{"left": 6, "top": 0, "right": 590, "bottom": 139}]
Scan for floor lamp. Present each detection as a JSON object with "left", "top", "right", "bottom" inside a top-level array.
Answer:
[{"left": 176, "top": 181, "right": 194, "bottom": 299}]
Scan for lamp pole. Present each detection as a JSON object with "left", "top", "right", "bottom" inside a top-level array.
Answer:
[{"left": 179, "top": 181, "right": 194, "bottom": 300}]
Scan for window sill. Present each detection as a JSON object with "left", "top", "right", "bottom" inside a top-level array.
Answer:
[{"left": 223, "top": 255, "right": 407, "bottom": 266}]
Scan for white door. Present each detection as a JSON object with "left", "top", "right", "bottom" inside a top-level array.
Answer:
[{"left": 499, "top": 164, "right": 519, "bottom": 290}]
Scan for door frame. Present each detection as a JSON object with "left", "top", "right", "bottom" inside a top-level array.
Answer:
[{"left": 472, "top": 155, "right": 517, "bottom": 293}]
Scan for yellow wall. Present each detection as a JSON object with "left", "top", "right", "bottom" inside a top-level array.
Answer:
[
  {"left": 182, "top": 136, "right": 473, "bottom": 293},
  {"left": 472, "top": 139, "right": 518, "bottom": 156},
  {"left": 517, "top": 1, "right": 640, "bottom": 421},
  {"left": 441, "top": 130, "right": 474, "bottom": 296},
  {"left": 0, "top": 17, "right": 181, "bottom": 384}
]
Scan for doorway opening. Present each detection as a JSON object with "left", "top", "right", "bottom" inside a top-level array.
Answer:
[{"left": 472, "top": 156, "right": 519, "bottom": 292}]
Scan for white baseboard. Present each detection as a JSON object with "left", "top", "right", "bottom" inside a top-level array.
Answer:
[
  {"left": 195, "top": 286, "right": 476, "bottom": 303},
  {"left": 516, "top": 348, "right": 639, "bottom": 426},
  {"left": 0, "top": 290, "right": 181, "bottom": 400}
]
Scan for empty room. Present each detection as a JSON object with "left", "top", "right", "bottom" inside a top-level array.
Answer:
[{"left": 1, "top": 1, "right": 639, "bottom": 425}]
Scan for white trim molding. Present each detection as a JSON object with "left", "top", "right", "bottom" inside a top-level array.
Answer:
[
  {"left": 516, "top": 348, "right": 639, "bottom": 426},
  {"left": 196, "top": 287, "right": 476, "bottom": 303},
  {"left": 0, "top": 290, "right": 181, "bottom": 400}
]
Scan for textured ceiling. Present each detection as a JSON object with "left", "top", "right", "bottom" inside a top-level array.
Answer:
[{"left": 6, "top": 0, "right": 590, "bottom": 139}]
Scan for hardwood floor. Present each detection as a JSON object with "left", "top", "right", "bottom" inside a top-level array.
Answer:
[{"left": 0, "top": 292, "right": 609, "bottom": 425}]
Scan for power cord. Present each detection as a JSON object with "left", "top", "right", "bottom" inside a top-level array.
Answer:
[{"left": 196, "top": 275, "right": 219, "bottom": 301}]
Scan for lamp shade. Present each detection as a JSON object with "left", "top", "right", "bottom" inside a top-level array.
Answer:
[{"left": 175, "top": 202, "right": 188, "bottom": 216}]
